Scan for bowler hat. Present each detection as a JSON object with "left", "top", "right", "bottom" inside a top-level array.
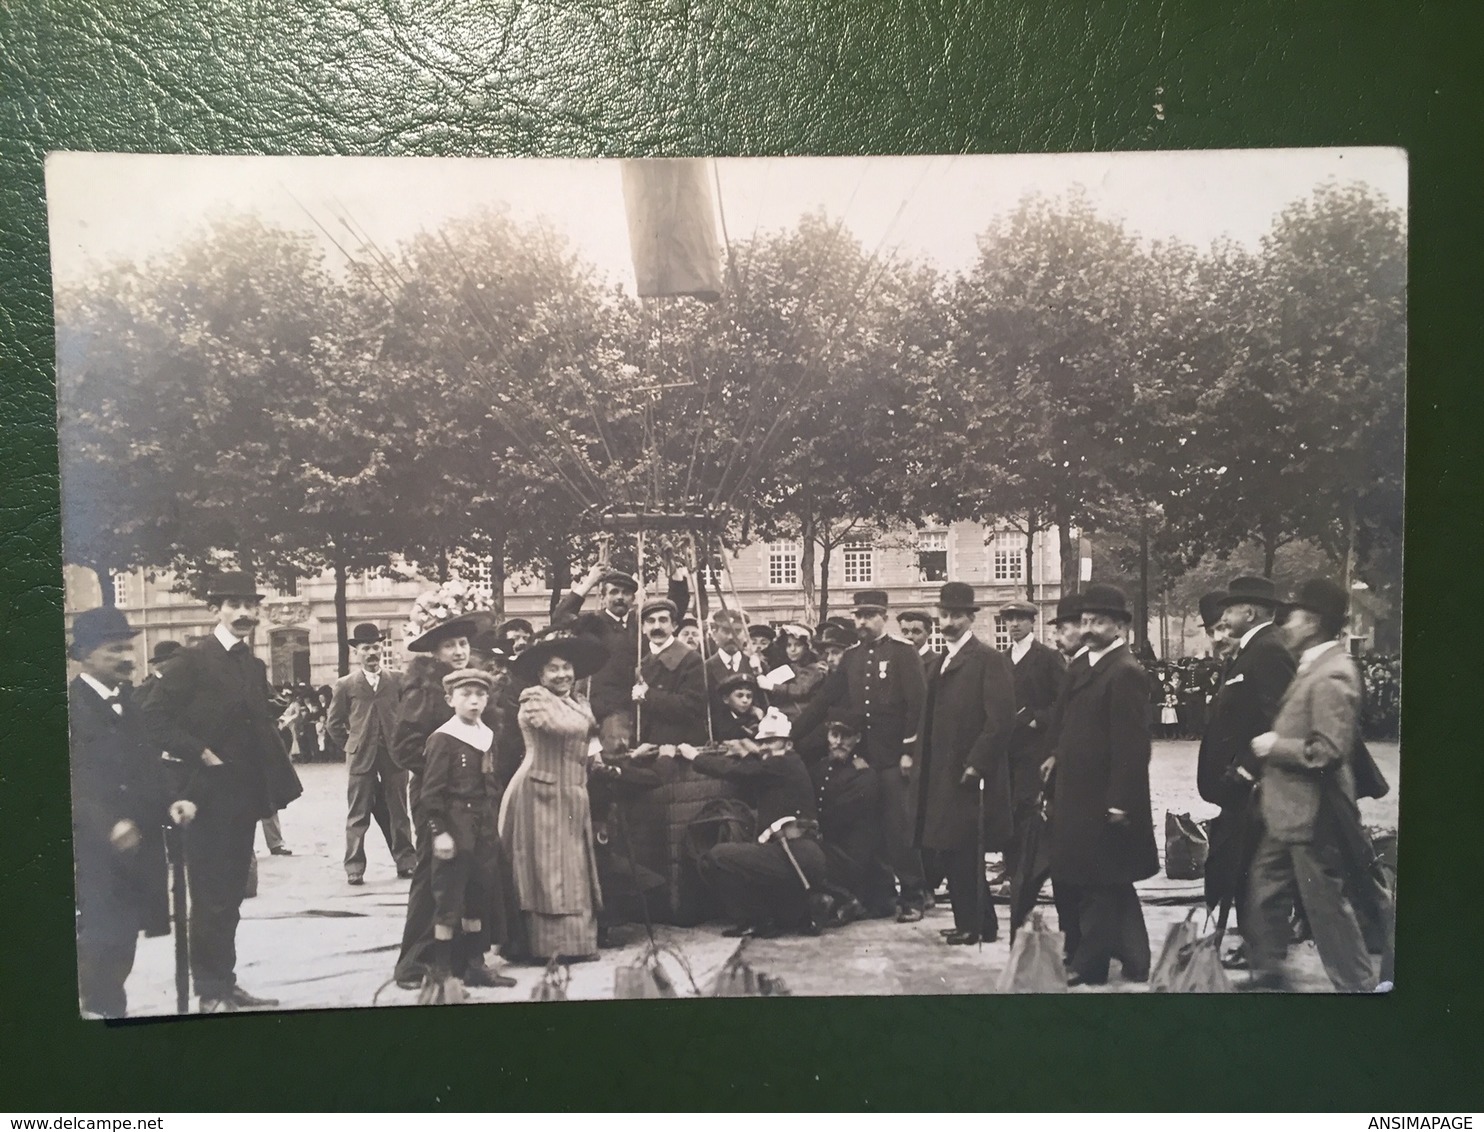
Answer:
[
  {"left": 350, "top": 622, "right": 385, "bottom": 646},
  {"left": 497, "top": 618, "right": 534, "bottom": 637},
  {"left": 441, "top": 667, "right": 494, "bottom": 693},
  {"left": 151, "top": 640, "right": 182, "bottom": 663},
  {"left": 1078, "top": 583, "right": 1133, "bottom": 622},
  {"left": 1286, "top": 578, "right": 1349, "bottom": 623},
  {"left": 999, "top": 600, "right": 1038, "bottom": 620},
  {"left": 935, "top": 582, "right": 980, "bottom": 612},
  {"left": 204, "top": 570, "right": 265, "bottom": 601},
  {"left": 816, "top": 624, "right": 857, "bottom": 650},
  {"left": 639, "top": 597, "right": 679, "bottom": 621},
  {"left": 1198, "top": 591, "right": 1227, "bottom": 630},
  {"left": 510, "top": 630, "right": 610, "bottom": 685},
  {"left": 852, "top": 589, "right": 890, "bottom": 613},
  {"left": 597, "top": 570, "right": 639, "bottom": 593},
  {"left": 405, "top": 614, "right": 483, "bottom": 654},
  {"left": 1050, "top": 593, "right": 1082, "bottom": 625},
  {"left": 1216, "top": 576, "right": 1280, "bottom": 610},
  {"left": 469, "top": 628, "right": 510, "bottom": 660},
  {"left": 70, "top": 606, "right": 140, "bottom": 659}
]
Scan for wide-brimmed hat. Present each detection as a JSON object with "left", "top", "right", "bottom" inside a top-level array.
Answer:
[
  {"left": 203, "top": 570, "right": 264, "bottom": 601},
  {"left": 1198, "top": 591, "right": 1227, "bottom": 631},
  {"left": 1050, "top": 593, "right": 1082, "bottom": 625},
  {"left": 852, "top": 589, "right": 890, "bottom": 613},
  {"left": 999, "top": 600, "right": 1038, "bottom": 620},
  {"left": 1216, "top": 576, "right": 1280, "bottom": 610},
  {"left": 350, "top": 622, "right": 385, "bottom": 646},
  {"left": 510, "top": 630, "right": 610, "bottom": 685},
  {"left": 150, "top": 640, "right": 182, "bottom": 663},
  {"left": 597, "top": 570, "right": 639, "bottom": 593},
  {"left": 1286, "top": 578, "right": 1348, "bottom": 624},
  {"left": 442, "top": 667, "right": 494, "bottom": 693},
  {"left": 1078, "top": 583, "right": 1133, "bottom": 622},
  {"left": 71, "top": 606, "right": 140, "bottom": 659},
  {"left": 935, "top": 582, "right": 980, "bottom": 612},
  {"left": 405, "top": 614, "right": 484, "bottom": 654},
  {"left": 778, "top": 622, "right": 813, "bottom": 641}
]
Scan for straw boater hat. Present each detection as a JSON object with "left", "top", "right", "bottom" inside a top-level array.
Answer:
[
  {"left": 510, "top": 629, "right": 610, "bottom": 685},
  {"left": 70, "top": 607, "right": 140, "bottom": 660}
]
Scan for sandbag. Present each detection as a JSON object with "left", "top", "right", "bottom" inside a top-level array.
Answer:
[
  {"left": 1169, "top": 931, "right": 1233, "bottom": 993},
  {"left": 614, "top": 941, "right": 698, "bottom": 999},
  {"left": 708, "top": 942, "right": 792, "bottom": 997},
  {"left": 1150, "top": 908, "right": 1201, "bottom": 992},
  {"left": 1164, "top": 811, "right": 1209, "bottom": 880},
  {"left": 530, "top": 958, "right": 569, "bottom": 1002},
  {"left": 995, "top": 911, "right": 1068, "bottom": 993}
]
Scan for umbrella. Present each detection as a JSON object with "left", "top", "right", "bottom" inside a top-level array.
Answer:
[{"left": 1009, "top": 780, "right": 1055, "bottom": 941}]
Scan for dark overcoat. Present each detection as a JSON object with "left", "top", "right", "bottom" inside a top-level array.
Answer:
[
  {"left": 138, "top": 635, "right": 302, "bottom": 819},
  {"left": 1046, "top": 644, "right": 1159, "bottom": 885},
  {"left": 909, "top": 634, "right": 1017, "bottom": 852},
  {"left": 552, "top": 577, "right": 690, "bottom": 723},
  {"left": 638, "top": 639, "right": 708, "bottom": 745},
  {"left": 326, "top": 668, "right": 403, "bottom": 776},
  {"left": 795, "top": 635, "right": 926, "bottom": 770},
  {"left": 69, "top": 677, "right": 172, "bottom": 938},
  {"left": 1196, "top": 625, "right": 1296, "bottom": 807},
  {"left": 1007, "top": 638, "right": 1065, "bottom": 804}
]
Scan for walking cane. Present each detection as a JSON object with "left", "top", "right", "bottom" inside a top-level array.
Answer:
[
  {"left": 166, "top": 823, "right": 191, "bottom": 1014},
  {"left": 975, "top": 775, "right": 987, "bottom": 952}
]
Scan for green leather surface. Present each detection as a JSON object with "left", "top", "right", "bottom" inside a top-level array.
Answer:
[{"left": 3, "top": 0, "right": 1481, "bottom": 1110}]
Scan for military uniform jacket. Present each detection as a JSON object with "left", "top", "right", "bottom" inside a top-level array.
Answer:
[
  {"left": 551, "top": 577, "right": 689, "bottom": 723},
  {"left": 69, "top": 677, "right": 172, "bottom": 937},
  {"left": 139, "top": 635, "right": 302, "bottom": 819},
  {"left": 810, "top": 754, "right": 878, "bottom": 867},
  {"left": 795, "top": 635, "right": 926, "bottom": 770},
  {"left": 326, "top": 668, "right": 403, "bottom": 776},
  {"left": 638, "top": 639, "right": 708, "bottom": 746},
  {"left": 1257, "top": 644, "right": 1362, "bottom": 844},
  {"left": 1046, "top": 643, "right": 1159, "bottom": 885},
  {"left": 910, "top": 634, "right": 1017, "bottom": 852},
  {"left": 692, "top": 749, "right": 818, "bottom": 829},
  {"left": 1008, "top": 639, "right": 1065, "bottom": 766},
  {"left": 1196, "top": 625, "right": 1296, "bottom": 807},
  {"left": 420, "top": 722, "right": 498, "bottom": 853}
]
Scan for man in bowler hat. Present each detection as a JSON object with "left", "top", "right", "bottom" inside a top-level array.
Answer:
[
  {"left": 138, "top": 572, "right": 302, "bottom": 1012},
  {"left": 796, "top": 589, "right": 928, "bottom": 920},
  {"left": 1045, "top": 584, "right": 1158, "bottom": 985},
  {"left": 999, "top": 600, "right": 1065, "bottom": 868},
  {"left": 328, "top": 623, "right": 414, "bottom": 885},
  {"left": 909, "top": 583, "right": 1017, "bottom": 943},
  {"left": 1240, "top": 579, "right": 1376, "bottom": 992},
  {"left": 69, "top": 607, "right": 197, "bottom": 1017}
]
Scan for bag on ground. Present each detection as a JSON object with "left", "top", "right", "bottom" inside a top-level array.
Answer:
[
  {"left": 1164, "top": 811, "right": 1209, "bottom": 880},
  {"left": 708, "top": 942, "right": 792, "bottom": 997},
  {"left": 1169, "top": 930, "right": 1233, "bottom": 993},
  {"left": 530, "top": 958, "right": 569, "bottom": 1002},
  {"left": 995, "top": 911, "right": 1068, "bottom": 993},
  {"left": 1150, "top": 908, "right": 1201, "bottom": 991}
]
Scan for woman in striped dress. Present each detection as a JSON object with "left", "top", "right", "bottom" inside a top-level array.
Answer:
[{"left": 499, "top": 632, "right": 609, "bottom": 962}]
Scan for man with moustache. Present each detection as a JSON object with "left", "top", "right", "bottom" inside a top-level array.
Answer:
[
  {"left": 69, "top": 607, "right": 197, "bottom": 1018},
  {"left": 1240, "top": 579, "right": 1376, "bottom": 993},
  {"left": 1197, "top": 577, "right": 1297, "bottom": 960},
  {"left": 999, "top": 600, "right": 1065, "bottom": 870},
  {"left": 139, "top": 572, "right": 302, "bottom": 1013},
  {"left": 1049, "top": 593, "right": 1087, "bottom": 663},
  {"left": 328, "top": 623, "right": 414, "bottom": 886},
  {"left": 552, "top": 563, "right": 689, "bottom": 753},
  {"left": 910, "top": 583, "right": 1016, "bottom": 944},
  {"left": 632, "top": 598, "right": 709, "bottom": 746},
  {"left": 796, "top": 590, "right": 927, "bottom": 921},
  {"left": 496, "top": 618, "right": 534, "bottom": 656},
  {"left": 1046, "top": 584, "right": 1158, "bottom": 986}
]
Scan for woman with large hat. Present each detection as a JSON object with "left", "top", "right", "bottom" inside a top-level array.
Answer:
[{"left": 499, "top": 630, "right": 611, "bottom": 961}]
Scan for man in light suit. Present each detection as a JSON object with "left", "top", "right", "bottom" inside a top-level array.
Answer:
[
  {"left": 328, "top": 623, "right": 414, "bottom": 885},
  {"left": 1240, "top": 579, "right": 1376, "bottom": 993}
]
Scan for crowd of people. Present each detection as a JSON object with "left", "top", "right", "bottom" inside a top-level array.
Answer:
[{"left": 65, "top": 559, "right": 1397, "bottom": 1016}]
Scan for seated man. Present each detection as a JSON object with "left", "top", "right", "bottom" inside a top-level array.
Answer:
[
  {"left": 682, "top": 709, "right": 827, "bottom": 938},
  {"left": 811, "top": 716, "right": 881, "bottom": 924}
]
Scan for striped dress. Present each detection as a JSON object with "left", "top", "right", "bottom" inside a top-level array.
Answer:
[{"left": 499, "top": 685, "right": 603, "bottom": 960}]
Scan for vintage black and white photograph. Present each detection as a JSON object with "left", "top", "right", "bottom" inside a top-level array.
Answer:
[{"left": 47, "top": 148, "right": 1405, "bottom": 1018}]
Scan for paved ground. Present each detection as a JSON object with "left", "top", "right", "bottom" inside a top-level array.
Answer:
[{"left": 121, "top": 740, "right": 1400, "bottom": 1015}]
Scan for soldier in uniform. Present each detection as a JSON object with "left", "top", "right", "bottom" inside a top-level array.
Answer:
[
  {"left": 796, "top": 589, "right": 927, "bottom": 921},
  {"left": 809, "top": 717, "right": 879, "bottom": 923},
  {"left": 69, "top": 607, "right": 197, "bottom": 1018}
]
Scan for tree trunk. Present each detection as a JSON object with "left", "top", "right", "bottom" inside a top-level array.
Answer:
[
  {"left": 488, "top": 530, "right": 507, "bottom": 623},
  {"left": 1023, "top": 511, "right": 1038, "bottom": 603},
  {"left": 799, "top": 519, "right": 818, "bottom": 627},
  {"left": 1342, "top": 497, "right": 1358, "bottom": 594},
  {"left": 818, "top": 539, "right": 832, "bottom": 625},
  {"left": 1055, "top": 503, "right": 1079, "bottom": 594},
  {"left": 1136, "top": 512, "right": 1150, "bottom": 651},
  {"left": 1261, "top": 518, "right": 1278, "bottom": 578},
  {"left": 333, "top": 557, "right": 350, "bottom": 677}
]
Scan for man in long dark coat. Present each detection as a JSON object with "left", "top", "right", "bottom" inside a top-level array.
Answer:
[
  {"left": 69, "top": 607, "right": 196, "bottom": 1018},
  {"left": 1197, "top": 576, "right": 1296, "bottom": 952},
  {"left": 909, "top": 583, "right": 1016, "bottom": 944},
  {"left": 327, "top": 622, "right": 413, "bottom": 885},
  {"left": 138, "top": 572, "right": 302, "bottom": 1013},
  {"left": 999, "top": 600, "right": 1064, "bottom": 869},
  {"left": 1046, "top": 583, "right": 1158, "bottom": 986},
  {"left": 796, "top": 589, "right": 927, "bottom": 920},
  {"left": 634, "top": 598, "right": 708, "bottom": 746}
]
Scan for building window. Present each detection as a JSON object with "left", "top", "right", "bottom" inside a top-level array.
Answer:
[
  {"left": 917, "top": 531, "right": 949, "bottom": 582},
  {"left": 993, "top": 530, "right": 1024, "bottom": 582},
  {"left": 362, "top": 571, "right": 394, "bottom": 596},
  {"left": 842, "top": 541, "right": 874, "bottom": 585},
  {"left": 280, "top": 576, "right": 297, "bottom": 598},
  {"left": 767, "top": 541, "right": 800, "bottom": 587},
  {"left": 456, "top": 561, "right": 493, "bottom": 596},
  {"left": 112, "top": 572, "right": 129, "bottom": 607},
  {"left": 927, "top": 625, "right": 947, "bottom": 654},
  {"left": 699, "top": 558, "right": 725, "bottom": 594},
  {"left": 991, "top": 614, "right": 1011, "bottom": 650}
]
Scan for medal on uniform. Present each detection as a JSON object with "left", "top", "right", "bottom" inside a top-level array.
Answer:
[{"left": 879, "top": 660, "right": 889, "bottom": 680}]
